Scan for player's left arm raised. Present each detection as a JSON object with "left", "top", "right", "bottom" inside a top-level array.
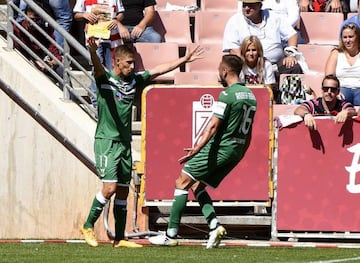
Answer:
[{"left": 148, "top": 45, "right": 204, "bottom": 80}]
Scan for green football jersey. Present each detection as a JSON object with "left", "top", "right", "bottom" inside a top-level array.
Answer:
[
  {"left": 94, "top": 69, "right": 151, "bottom": 142},
  {"left": 212, "top": 82, "right": 257, "bottom": 151}
]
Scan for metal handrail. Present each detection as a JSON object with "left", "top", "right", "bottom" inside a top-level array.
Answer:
[{"left": 1, "top": 0, "right": 97, "bottom": 119}]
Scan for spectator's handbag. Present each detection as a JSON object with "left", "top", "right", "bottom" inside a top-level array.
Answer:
[{"left": 279, "top": 75, "right": 313, "bottom": 105}]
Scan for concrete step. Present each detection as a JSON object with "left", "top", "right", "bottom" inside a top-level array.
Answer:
[{"left": 70, "top": 70, "right": 91, "bottom": 97}]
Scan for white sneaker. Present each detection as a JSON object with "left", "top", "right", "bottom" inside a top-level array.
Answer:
[
  {"left": 149, "top": 233, "right": 178, "bottom": 246},
  {"left": 206, "top": 225, "right": 226, "bottom": 249}
]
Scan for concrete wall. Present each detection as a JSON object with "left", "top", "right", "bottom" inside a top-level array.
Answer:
[{"left": 0, "top": 38, "right": 146, "bottom": 240}]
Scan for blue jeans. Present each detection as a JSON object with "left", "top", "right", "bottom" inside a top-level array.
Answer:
[
  {"left": 340, "top": 87, "right": 360, "bottom": 106},
  {"left": 18, "top": 0, "right": 72, "bottom": 48},
  {"left": 90, "top": 42, "right": 113, "bottom": 107},
  {"left": 126, "top": 26, "right": 162, "bottom": 43},
  {"left": 49, "top": 0, "right": 73, "bottom": 48}
]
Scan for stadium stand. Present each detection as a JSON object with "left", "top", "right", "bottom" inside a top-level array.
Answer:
[
  {"left": 185, "top": 43, "right": 223, "bottom": 74},
  {"left": 174, "top": 71, "right": 219, "bottom": 85},
  {"left": 151, "top": 10, "right": 192, "bottom": 47},
  {"left": 193, "top": 10, "right": 234, "bottom": 44},
  {"left": 297, "top": 44, "right": 336, "bottom": 73},
  {"left": 200, "top": 0, "right": 239, "bottom": 11},
  {"left": 299, "top": 12, "right": 344, "bottom": 45},
  {"left": 155, "top": 0, "right": 198, "bottom": 10},
  {"left": 134, "top": 42, "right": 180, "bottom": 82},
  {"left": 346, "top": 12, "right": 358, "bottom": 18}
]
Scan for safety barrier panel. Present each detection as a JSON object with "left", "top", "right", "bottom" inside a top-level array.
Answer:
[
  {"left": 141, "top": 85, "right": 273, "bottom": 203},
  {"left": 272, "top": 118, "right": 360, "bottom": 239}
]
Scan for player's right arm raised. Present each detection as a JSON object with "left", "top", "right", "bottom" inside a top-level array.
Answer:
[{"left": 88, "top": 37, "right": 106, "bottom": 78}]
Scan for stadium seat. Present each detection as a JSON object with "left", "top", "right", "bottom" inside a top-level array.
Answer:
[
  {"left": 151, "top": 10, "right": 192, "bottom": 46},
  {"left": 299, "top": 12, "right": 344, "bottom": 45},
  {"left": 134, "top": 42, "right": 180, "bottom": 82},
  {"left": 300, "top": 73, "right": 325, "bottom": 98},
  {"left": 185, "top": 43, "right": 223, "bottom": 73},
  {"left": 200, "top": 0, "right": 239, "bottom": 11},
  {"left": 273, "top": 104, "right": 298, "bottom": 117},
  {"left": 346, "top": 12, "right": 358, "bottom": 19},
  {"left": 155, "top": 0, "right": 198, "bottom": 10},
  {"left": 174, "top": 72, "right": 219, "bottom": 85},
  {"left": 194, "top": 10, "right": 234, "bottom": 44},
  {"left": 297, "top": 44, "right": 336, "bottom": 73}
]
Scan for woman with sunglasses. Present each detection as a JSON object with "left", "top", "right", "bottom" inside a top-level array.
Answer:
[
  {"left": 294, "top": 74, "right": 356, "bottom": 130},
  {"left": 325, "top": 22, "right": 360, "bottom": 106}
]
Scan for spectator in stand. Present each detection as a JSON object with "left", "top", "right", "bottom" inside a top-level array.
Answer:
[
  {"left": 294, "top": 74, "right": 356, "bottom": 130},
  {"left": 262, "top": 0, "right": 304, "bottom": 44},
  {"left": 239, "top": 35, "right": 276, "bottom": 90},
  {"left": 73, "top": 0, "right": 124, "bottom": 107},
  {"left": 298, "top": 0, "right": 349, "bottom": 13},
  {"left": 223, "top": 0, "right": 303, "bottom": 102},
  {"left": 340, "top": 0, "right": 360, "bottom": 30},
  {"left": 262, "top": 0, "right": 299, "bottom": 28},
  {"left": 13, "top": 4, "right": 64, "bottom": 87},
  {"left": 17, "top": 0, "right": 73, "bottom": 49},
  {"left": 116, "top": 0, "right": 161, "bottom": 43},
  {"left": 325, "top": 23, "right": 360, "bottom": 105}
]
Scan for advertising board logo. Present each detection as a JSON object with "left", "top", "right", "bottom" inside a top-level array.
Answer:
[
  {"left": 192, "top": 94, "right": 215, "bottom": 146},
  {"left": 346, "top": 143, "right": 360, "bottom": 194}
]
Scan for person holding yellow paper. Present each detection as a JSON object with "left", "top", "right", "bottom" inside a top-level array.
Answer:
[{"left": 73, "top": 0, "right": 124, "bottom": 107}]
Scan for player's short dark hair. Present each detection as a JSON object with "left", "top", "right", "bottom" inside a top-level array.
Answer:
[
  {"left": 322, "top": 74, "right": 340, "bottom": 88},
  {"left": 222, "top": 54, "right": 243, "bottom": 76},
  {"left": 114, "top": 43, "right": 136, "bottom": 59}
]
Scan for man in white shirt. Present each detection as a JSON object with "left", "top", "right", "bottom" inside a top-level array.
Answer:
[
  {"left": 262, "top": 0, "right": 300, "bottom": 28},
  {"left": 223, "top": 0, "right": 303, "bottom": 102}
]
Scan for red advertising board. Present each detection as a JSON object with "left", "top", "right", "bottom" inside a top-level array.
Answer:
[
  {"left": 143, "top": 85, "right": 272, "bottom": 201},
  {"left": 277, "top": 118, "right": 360, "bottom": 232}
]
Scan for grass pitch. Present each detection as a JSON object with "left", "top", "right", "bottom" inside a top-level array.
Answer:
[{"left": 1, "top": 243, "right": 360, "bottom": 263}]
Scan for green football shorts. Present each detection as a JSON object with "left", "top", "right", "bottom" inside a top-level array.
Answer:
[
  {"left": 182, "top": 143, "right": 242, "bottom": 188},
  {"left": 94, "top": 138, "right": 132, "bottom": 184}
]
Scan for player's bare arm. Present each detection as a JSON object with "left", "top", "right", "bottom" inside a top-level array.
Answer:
[
  {"left": 88, "top": 37, "right": 106, "bottom": 78},
  {"left": 149, "top": 45, "right": 204, "bottom": 80},
  {"left": 179, "top": 116, "right": 222, "bottom": 164}
]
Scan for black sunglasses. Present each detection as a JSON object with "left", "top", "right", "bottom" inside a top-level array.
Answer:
[
  {"left": 322, "top": 86, "right": 339, "bottom": 93},
  {"left": 242, "top": 3, "right": 261, "bottom": 8},
  {"left": 343, "top": 23, "right": 357, "bottom": 30}
]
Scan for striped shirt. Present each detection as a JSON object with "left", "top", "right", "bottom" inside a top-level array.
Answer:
[
  {"left": 73, "top": 0, "right": 124, "bottom": 48},
  {"left": 302, "top": 97, "right": 354, "bottom": 115}
]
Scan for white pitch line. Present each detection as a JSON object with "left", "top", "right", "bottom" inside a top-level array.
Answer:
[{"left": 307, "top": 256, "right": 360, "bottom": 263}]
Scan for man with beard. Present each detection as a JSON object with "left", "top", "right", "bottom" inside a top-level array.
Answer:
[
  {"left": 294, "top": 74, "right": 356, "bottom": 130},
  {"left": 149, "top": 54, "right": 257, "bottom": 249}
]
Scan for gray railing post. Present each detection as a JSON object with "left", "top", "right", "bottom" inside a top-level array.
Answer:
[
  {"left": 63, "top": 39, "right": 71, "bottom": 100},
  {"left": 6, "top": 0, "right": 14, "bottom": 49}
]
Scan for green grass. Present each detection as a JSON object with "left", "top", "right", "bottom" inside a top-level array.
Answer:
[{"left": 1, "top": 243, "right": 360, "bottom": 263}]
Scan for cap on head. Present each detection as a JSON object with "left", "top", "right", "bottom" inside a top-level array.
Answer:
[{"left": 241, "top": 0, "right": 263, "bottom": 3}]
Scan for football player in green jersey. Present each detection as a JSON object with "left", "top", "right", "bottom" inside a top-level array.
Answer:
[
  {"left": 80, "top": 37, "right": 203, "bottom": 248},
  {"left": 149, "top": 54, "right": 257, "bottom": 249}
]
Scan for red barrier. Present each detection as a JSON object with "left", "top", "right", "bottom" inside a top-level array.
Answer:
[
  {"left": 277, "top": 118, "right": 360, "bottom": 232},
  {"left": 143, "top": 85, "right": 272, "bottom": 201}
]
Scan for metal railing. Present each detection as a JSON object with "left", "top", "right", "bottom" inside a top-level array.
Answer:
[{"left": 1, "top": 0, "right": 97, "bottom": 119}]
